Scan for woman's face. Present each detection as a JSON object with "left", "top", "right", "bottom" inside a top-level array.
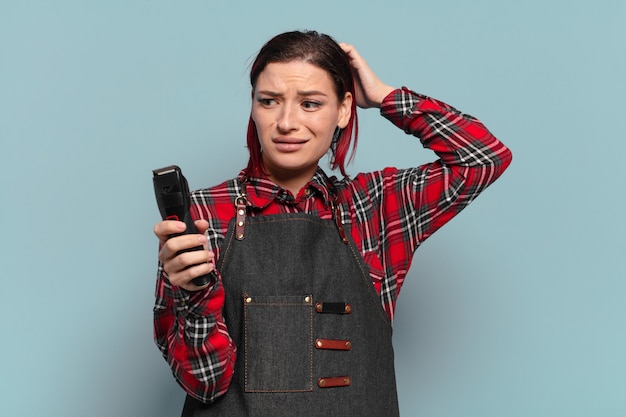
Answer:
[{"left": 251, "top": 60, "right": 352, "bottom": 187}]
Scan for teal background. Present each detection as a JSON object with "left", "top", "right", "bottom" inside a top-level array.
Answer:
[{"left": 2, "top": 1, "right": 625, "bottom": 416}]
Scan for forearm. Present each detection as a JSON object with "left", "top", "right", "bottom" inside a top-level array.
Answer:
[{"left": 154, "top": 266, "right": 236, "bottom": 403}]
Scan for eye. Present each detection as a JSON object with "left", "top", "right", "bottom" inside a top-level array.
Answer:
[
  {"left": 302, "top": 100, "right": 322, "bottom": 110},
  {"left": 257, "top": 97, "right": 277, "bottom": 106}
]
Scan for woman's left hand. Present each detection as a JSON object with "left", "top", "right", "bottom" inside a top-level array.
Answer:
[{"left": 340, "top": 43, "right": 395, "bottom": 109}]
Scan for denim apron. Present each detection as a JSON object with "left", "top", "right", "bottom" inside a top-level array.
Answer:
[{"left": 182, "top": 201, "right": 400, "bottom": 416}]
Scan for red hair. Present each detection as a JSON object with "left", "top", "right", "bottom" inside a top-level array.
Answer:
[{"left": 245, "top": 30, "right": 358, "bottom": 178}]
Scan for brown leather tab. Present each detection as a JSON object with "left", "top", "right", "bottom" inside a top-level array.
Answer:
[
  {"left": 315, "top": 302, "right": 352, "bottom": 314},
  {"left": 234, "top": 196, "right": 247, "bottom": 240},
  {"left": 330, "top": 195, "right": 349, "bottom": 244},
  {"left": 315, "top": 339, "right": 352, "bottom": 351},
  {"left": 318, "top": 376, "right": 351, "bottom": 388}
]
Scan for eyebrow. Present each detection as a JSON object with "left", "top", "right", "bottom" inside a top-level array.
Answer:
[{"left": 256, "top": 90, "right": 329, "bottom": 97}]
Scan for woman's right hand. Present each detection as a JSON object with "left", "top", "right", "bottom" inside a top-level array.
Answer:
[
  {"left": 154, "top": 219, "right": 216, "bottom": 291},
  {"left": 339, "top": 43, "right": 395, "bottom": 109}
]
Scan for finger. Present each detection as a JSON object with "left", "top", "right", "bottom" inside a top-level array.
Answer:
[
  {"left": 183, "top": 251, "right": 217, "bottom": 292},
  {"left": 194, "top": 219, "right": 209, "bottom": 234},
  {"left": 168, "top": 251, "right": 216, "bottom": 290},
  {"left": 339, "top": 42, "right": 354, "bottom": 55},
  {"left": 154, "top": 220, "right": 186, "bottom": 243},
  {"left": 164, "top": 248, "right": 211, "bottom": 274},
  {"left": 339, "top": 43, "right": 365, "bottom": 67},
  {"left": 158, "top": 234, "right": 207, "bottom": 263},
  {"left": 193, "top": 220, "right": 211, "bottom": 250},
  {"left": 168, "top": 261, "right": 214, "bottom": 289}
]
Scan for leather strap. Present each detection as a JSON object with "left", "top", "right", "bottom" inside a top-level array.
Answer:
[
  {"left": 315, "top": 339, "right": 352, "bottom": 350},
  {"left": 317, "top": 376, "right": 351, "bottom": 388},
  {"left": 315, "top": 302, "right": 352, "bottom": 314},
  {"left": 234, "top": 195, "right": 247, "bottom": 240}
]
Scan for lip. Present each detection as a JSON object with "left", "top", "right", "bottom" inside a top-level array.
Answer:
[{"left": 272, "top": 136, "right": 307, "bottom": 152}]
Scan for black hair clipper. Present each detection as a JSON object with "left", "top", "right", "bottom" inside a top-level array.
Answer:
[{"left": 153, "top": 165, "right": 217, "bottom": 287}]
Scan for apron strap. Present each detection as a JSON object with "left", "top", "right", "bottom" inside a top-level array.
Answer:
[{"left": 233, "top": 173, "right": 348, "bottom": 243}]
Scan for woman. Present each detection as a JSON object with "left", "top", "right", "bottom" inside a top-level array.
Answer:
[{"left": 153, "top": 30, "right": 512, "bottom": 416}]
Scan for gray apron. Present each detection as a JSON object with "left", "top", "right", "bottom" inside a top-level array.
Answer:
[{"left": 182, "top": 200, "right": 400, "bottom": 416}]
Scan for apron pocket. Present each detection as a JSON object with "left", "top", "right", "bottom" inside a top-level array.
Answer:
[{"left": 243, "top": 294, "right": 313, "bottom": 392}]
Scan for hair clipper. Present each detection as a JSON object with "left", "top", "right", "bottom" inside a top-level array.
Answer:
[{"left": 153, "top": 165, "right": 217, "bottom": 287}]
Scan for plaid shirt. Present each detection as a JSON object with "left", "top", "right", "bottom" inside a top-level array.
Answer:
[{"left": 153, "top": 87, "right": 513, "bottom": 402}]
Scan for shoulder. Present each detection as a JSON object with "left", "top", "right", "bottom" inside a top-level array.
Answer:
[{"left": 334, "top": 167, "right": 403, "bottom": 195}]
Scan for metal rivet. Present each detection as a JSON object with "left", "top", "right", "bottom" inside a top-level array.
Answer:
[
  {"left": 315, "top": 303, "right": 323, "bottom": 312},
  {"left": 237, "top": 233, "right": 244, "bottom": 239},
  {"left": 316, "top": 340, "right": 323, "bottom": 348},
  {"left": 319, "top": 379, "right": 326, "bottom": 387},
  {"left": 304, "top": 296, "right": 311, "bottom": 303},
  {"left": 237, "top": 221, "right": 244, "bottom": 227},
  {"left": 344, "top": 377, "right": 350, "bottom": 384},
  {"left": 345, "top": 305, "right": 352, "bottom": 314},
  {"left": 345, "top": 341, "right": 351, "bottom": 349},
  {"left": 238, "top": 209, "right": 245, "bottom": 215},
  {"left": 245, "top": 297, "right": 252, "bottom": 303}
]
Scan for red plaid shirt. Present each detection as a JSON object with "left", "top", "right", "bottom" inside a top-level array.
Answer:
[{"left": 153, "top": 87, "right": 512, "bottom": 402}]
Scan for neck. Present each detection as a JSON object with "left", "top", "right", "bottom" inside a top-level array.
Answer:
[
  {"left": 266, "top": 166, "right": 318, "bottom": 196},
  {"left": 268, "top": 175, "right": 308, "bottom": 196}
]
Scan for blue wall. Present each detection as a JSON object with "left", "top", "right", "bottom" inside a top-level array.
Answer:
[{"left": 2, "top": 1, "right": 625, "bottom": 416}]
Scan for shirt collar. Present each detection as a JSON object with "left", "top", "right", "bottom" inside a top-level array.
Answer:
[{"left": 238, "top": 167, "right": 336, "bottom": 210}]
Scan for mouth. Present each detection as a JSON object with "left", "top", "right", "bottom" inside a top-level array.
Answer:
[{"left": 273, "top": 137, "right": 307, "bottom": 152}]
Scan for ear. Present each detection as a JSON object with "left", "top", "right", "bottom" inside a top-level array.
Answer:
[{"left": 337, "top": 92, "right": 353, "bottom": 129}]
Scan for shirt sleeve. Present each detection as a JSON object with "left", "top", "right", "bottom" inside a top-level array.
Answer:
[
  {"left": 379, "top": 86, "right": 513, "bottom": 245},
  {"left": 153, "top": 261, "right": 236, "bottom": 403},
  {"left": 350, "top": 87, "right": 512, "bottom": 321}
]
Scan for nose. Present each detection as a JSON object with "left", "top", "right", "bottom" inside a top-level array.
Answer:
[{"left": 276, "top": 102, "right": 299, "bottom": 132}]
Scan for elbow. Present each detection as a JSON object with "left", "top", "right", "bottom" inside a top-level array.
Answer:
[
  {"left": 494, "top": 144, "right": 513, "bottom": 179},
  {"left": 480, "top": 136, "right": 513, "bottom": 182},
  {"left": 463, "top": 142, "right": 513, "bottom": 190},
  {"left": 501, "top": 145, "right": 513, "bottom": 171}
]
